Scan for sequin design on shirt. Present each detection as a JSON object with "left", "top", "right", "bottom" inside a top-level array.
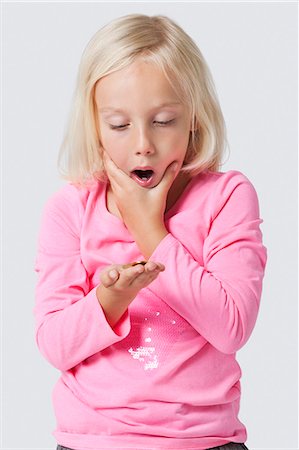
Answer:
[
  {"left": 122, "top": 290, "right": 187, "bottom": 371},
  {"left": 128, "top": 345, "right": 158, "bottom": 370}
]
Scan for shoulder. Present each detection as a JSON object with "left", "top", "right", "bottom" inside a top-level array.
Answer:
[
  {"left": 40, "top": 180, "right": 105, "bottom": 235},
  {"left": 198, "top": 169, "right": 255, "bottom": 191},
  {"left": 191, "top": 169, "right": 260, "bottom": 218},
  {"left": 45, "top": 182, "right": 91, "bottom": 209},
  {"left": 44, "top": 179, "right": 105, "bottom": 208}
]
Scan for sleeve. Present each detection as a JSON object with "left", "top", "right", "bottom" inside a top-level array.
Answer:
[
  {"left": 148, "top": 171, "right": 267, "bottom": 354},
  {"left": 33, "top": 186, "right": 130, "bottom": 372}
]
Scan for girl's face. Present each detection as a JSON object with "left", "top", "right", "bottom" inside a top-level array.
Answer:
[{"left": 95, "top": 59, "right": 191, "bottom": 188}]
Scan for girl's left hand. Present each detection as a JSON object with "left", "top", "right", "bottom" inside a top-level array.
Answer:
[{"left": 103, "top": 152, "right": 178, "bottom": 257}]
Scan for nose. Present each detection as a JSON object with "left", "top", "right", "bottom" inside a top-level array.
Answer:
[{"left": 134, "top": 126, "right": 155, "bottom": 156}]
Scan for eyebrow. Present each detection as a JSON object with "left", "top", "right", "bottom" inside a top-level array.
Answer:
[{"left": 99, "top": 102, "right": 182, "bottom": 113}]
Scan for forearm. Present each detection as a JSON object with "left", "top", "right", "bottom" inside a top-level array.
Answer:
[
  {"left": 148, "top": 233, "right": 266, "bottom": 354},
  {"left": 35, "top": 287, "right": 131, "bottom": 371},
  {"left": 129, "top": 220, "right": 169, "bottom": 259},
  {"left": 135, "top": 227, "right": 168, "bottom": 259}
]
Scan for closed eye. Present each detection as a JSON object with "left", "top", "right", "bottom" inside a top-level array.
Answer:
[
  {"left": 109, "top": 123, "right": 129, "bottom": 130},
  {"left": 154, "top": 119, "right": 175, "bottom": 126},
  {"left": 109, "top": 119, "right": 175, "bottom": 130}
]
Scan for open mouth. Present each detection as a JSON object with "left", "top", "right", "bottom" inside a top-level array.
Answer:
[
  {"left": 132, "top": 169, "right": 154, "bottom": 181},
  {"left": 131, "top": 168, "right": 155, "bottom": 187}
]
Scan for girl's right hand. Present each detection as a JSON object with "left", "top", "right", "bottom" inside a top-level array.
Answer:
[
  {"left": 96, "top": 261, "right": 164, "bottom": 327},
  {"left": 103, "top": 152, "right": 178, "bottom": 258}
]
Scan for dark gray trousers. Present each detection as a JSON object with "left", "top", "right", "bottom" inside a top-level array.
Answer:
[{"left": 57, "top": 443, "right": 249, "bottom": 450}]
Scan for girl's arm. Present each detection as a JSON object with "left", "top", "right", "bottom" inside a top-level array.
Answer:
[
  {"left": 34, "top": 187, "right": 163, "bottom": 372},
  {"left": 148, "top": 173, "right": 267, "bottom": 354},
  {"left": 33, "top": 189, "right": 127, "bottom": 372}
]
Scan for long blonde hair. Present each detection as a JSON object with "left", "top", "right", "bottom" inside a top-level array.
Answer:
[{"left": 58, "top": 14, "right": 228, "bottom": 186}]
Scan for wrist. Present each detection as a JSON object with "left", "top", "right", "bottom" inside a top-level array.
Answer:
[
  {"left": 96, "top": 284, "right": 135, "bottom": 328},
  {"left": 134, "top": 224, "right": 168, "bottom": 259}
]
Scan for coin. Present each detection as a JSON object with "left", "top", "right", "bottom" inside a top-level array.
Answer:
[{"left": 123, "top": 260, "right": 147, "bottom": 269}]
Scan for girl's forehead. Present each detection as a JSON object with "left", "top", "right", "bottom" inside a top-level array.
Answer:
[
  {"left": 96, "top": 60, "right": 176, "bottom": 91},
  {"left": 94, "top": 60, "right": 183, "bottom": 110},
  {"left": 99, "top": 101, "right": 181, "bottom": 113}
]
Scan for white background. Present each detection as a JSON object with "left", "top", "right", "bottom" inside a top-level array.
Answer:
[{"left": 2, "top": 2, "right": 298, "bottom": 449}]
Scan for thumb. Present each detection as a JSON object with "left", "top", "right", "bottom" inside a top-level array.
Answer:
[{"left": 157, "top": 162, "right": 179, "bottom": 191}]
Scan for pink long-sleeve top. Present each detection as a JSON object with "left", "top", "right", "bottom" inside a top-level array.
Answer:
[{"left": 34, "top": 169, "right": 267, "bottom": 450}]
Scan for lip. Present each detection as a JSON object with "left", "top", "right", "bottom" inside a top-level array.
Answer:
[
  {"left": 131, "top": 166, "right": 155, "bottom": 172},
  {"left": 130, "top": 166, "right": 156, "bottom": 188}
]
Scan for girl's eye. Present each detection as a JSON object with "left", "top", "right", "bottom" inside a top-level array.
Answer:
[
  {"left": 109, "top": 119, "right": 175, "bottom": 130},
  {"left": 109, "top": 124, "right": 129, "bottom": 130},
  {"left": 154, "top": 119, "right": 175, "bottom": 126}
]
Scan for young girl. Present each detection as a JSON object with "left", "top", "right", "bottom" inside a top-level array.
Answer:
[{"left": 34, "top": 14, "right": 267, "bottom": 450}]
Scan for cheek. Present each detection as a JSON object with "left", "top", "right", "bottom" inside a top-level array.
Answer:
[
  {"left": 100, "top": 130, "right": 119, "bottom": 155},
  {"left": 99, "top": 126, "right": 113, "bottom": 149},
  {"left": 169, "top": 133, "right": 190, "bottom": 160},
  {"left": 101, "top": 133, "right": 129, "bottom": 168}
]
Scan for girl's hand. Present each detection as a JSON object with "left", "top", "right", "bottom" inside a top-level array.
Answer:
[
  {"left": 96, "top": 261, "right": 165, "bottom": 327},
  {"left": 103, "top": 152, "right": 178, "bottom": 257},
  {"left": 100, "top": 260, "right": 164, "bottom": 290}
]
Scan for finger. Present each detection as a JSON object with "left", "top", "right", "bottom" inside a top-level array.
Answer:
[
  {"left": 100, "top": 265, "right": 120, "bottom": 287},
  {"left": 117, "top": 263, "right": 145, "bottom": 287},
  {"left": 130, "top": 267, "right": 163, "bottom": 289},
  {"left": 122, "top": 261, "right": 161, "bottom": 275},
  {"left": 156, "top": 161, "right": 179, "bottom": 193},
  {"left": 155, "top": 262, "right": 165, "bottom": 272},
  {"left": 144, "top": 261, "right": 165, "bottom": 272},
  {"left": 103, "top": 152, "right": 132, "bottom": 187},
  {"left": 134, "top": 262, "right": 164, "bottom": 283},
  {"left": 103, "top": 152, "right": 120, "bottom": 182}
]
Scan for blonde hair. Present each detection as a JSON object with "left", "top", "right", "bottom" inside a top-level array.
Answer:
[{"left": 57, "top": 14, "right": 228, "bottom": 186}]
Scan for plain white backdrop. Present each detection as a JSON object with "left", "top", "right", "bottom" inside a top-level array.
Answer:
[{"left": 2, "top": 2, "right": 298, "bottom": 449}]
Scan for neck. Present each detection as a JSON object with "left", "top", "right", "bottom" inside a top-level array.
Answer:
[{"left": 166, "top": 171, "right": 191, "bottom": 213}]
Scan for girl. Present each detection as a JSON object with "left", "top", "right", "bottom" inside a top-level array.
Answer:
[{"left": 34, "top": 14, "right": 267, "bottom": 450}]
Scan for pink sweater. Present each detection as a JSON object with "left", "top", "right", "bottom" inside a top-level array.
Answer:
[{"left": 34, "top": 169, "right": 267, "bottom": 450}]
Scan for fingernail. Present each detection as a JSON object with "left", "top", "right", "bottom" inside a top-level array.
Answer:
[
  {"left": 172, "top": 163, "right": 178, "bottom": 172},
  {"left": 109, "top": 269, "right": 118, "bottom": 279}
]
